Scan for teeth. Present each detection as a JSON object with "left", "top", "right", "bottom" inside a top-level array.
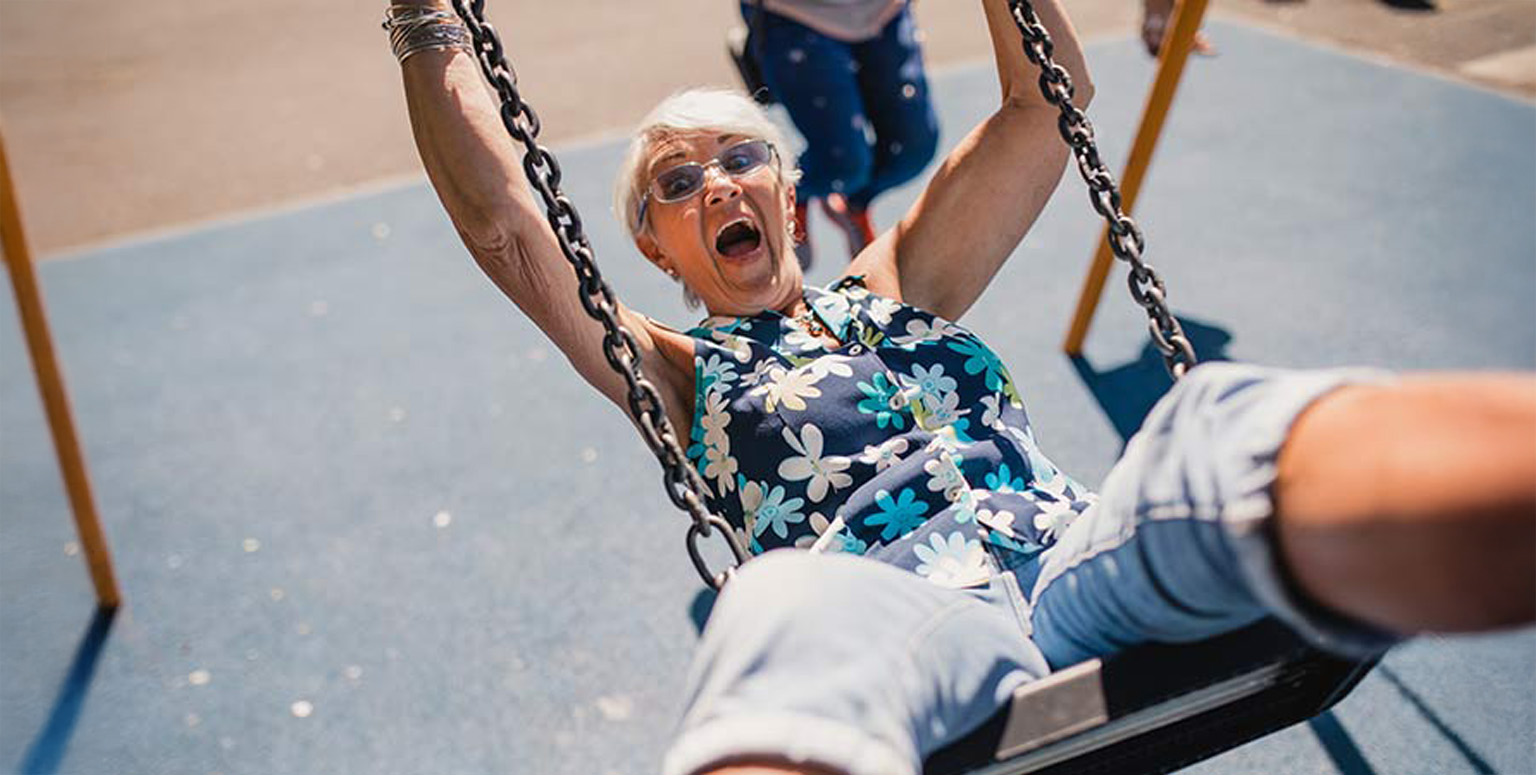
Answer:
[{"left": 716, "top": 218, "right": 754, "bottom": 240}]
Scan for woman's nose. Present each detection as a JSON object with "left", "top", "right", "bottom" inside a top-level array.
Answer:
[{"left": 703, "top": 167, "right": 743, "bottom": 206}]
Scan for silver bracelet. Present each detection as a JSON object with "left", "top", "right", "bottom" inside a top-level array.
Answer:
[
  {"left": 383, "top": 5, "right": 471, "bottom": 63},
  {"left": 395, "top": 23, "right": 472, "bottom": 63}
]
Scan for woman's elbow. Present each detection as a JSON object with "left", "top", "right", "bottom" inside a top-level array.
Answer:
[
  {"left": 457, "top": 212, "right": 517, "bottom": 260},
  {"left": 456, "top": 202, "right": 542, "bottom": 265},
  {"left": 432, "top": 178, "right": 534, "bottom": 261},
  {"left": 456, "top": 211, "right": 545, "bottom": 298},
  {"left": 1000, "top": 67, "right": 1093, "bottom": 113}
]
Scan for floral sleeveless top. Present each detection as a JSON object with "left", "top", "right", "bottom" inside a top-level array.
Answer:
[{"left": 684, "top": 276, "right": 1096, "bottom": 589}]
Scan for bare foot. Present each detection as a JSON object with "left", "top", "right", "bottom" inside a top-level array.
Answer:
[{"left": 1141, "top": 0, "right": 1218, "bottom": 57}]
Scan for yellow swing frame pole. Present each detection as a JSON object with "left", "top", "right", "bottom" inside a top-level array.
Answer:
[
  {"left": 1062, "top": 0, "right": 1212, "bottom": 355},
  {"left": 0, "top": 123, "right": 121, "bottom": 610}
]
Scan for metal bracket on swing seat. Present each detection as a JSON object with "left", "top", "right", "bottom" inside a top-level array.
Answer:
[
  {"left": 993, "top": 659, "right": 1110, "bottom": 762},
  {"left": 923, "top": 619, "right": 1380, "bottom": 775}
]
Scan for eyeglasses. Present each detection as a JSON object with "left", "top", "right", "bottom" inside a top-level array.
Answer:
[{"left": 637, "top": 140, "right": 777, "bottom": 227}]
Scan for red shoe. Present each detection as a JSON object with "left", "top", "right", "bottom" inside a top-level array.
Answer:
[
  {"left": 820, "top": 194, "right": 876, "bottom": 259},
  {"left": 793, "top": 201, "right": 813, "bottom": 270},
  {"left": 848, "top": 208, "right": 875, "bottom": 252}
]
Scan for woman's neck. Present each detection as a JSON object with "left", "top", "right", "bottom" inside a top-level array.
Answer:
[{"left": 778, "top": 293, "right": 810, "bottom": 319}]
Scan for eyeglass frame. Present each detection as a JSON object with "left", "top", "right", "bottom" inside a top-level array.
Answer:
[{"left": 635, "top": 139, "right": 781, "bottom": 231}]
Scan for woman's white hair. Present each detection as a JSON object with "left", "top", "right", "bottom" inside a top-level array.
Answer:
[{"left": 612, "top": 88, "right": 801, "bottom": 245}]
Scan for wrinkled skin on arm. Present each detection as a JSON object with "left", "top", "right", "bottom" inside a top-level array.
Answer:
[{"left": 394, "top": 2, "right": 696, "bottom": 435}]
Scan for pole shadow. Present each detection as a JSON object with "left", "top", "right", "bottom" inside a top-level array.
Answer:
[
  {"left": 18, "top": 605, "right": 118, "bottom": 775},
  {"left": 1068, "top": 316, "right": 1234, "bottom": 445},
  {"left": 1307, "top": 709, "right": 1379, "bottom": 775}
]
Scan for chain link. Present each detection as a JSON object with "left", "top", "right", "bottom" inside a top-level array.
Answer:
[
  {"left": 1007, "top": 0, "right": 1198, "bottom": 379},
  {"left": 445, "top": 0, "right": 1196, "bottom": 588},
  {"left": 449, "top": 0, "right": 748, "bottom": 588}
]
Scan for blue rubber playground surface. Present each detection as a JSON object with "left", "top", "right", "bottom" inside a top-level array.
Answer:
[{"left": 3, "top": 21, "right": 1533, "bottom": 775}]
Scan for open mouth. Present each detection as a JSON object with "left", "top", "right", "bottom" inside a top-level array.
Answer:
[{"left": 714, "top": 219, "right": 763, "bottom": 259}]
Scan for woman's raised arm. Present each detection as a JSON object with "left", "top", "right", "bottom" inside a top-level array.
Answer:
[
  {"left": 391, "top": 2, "right": 694, "bottom": 430},
  {"left": 849, "top": 0, "right": 1093, "bottom": 321}
]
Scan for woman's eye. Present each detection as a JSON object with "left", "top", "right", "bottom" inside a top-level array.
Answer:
[
  {"left": 722, "top": 152, "right": 753, "bottom": 172},
  {"left": 660, "top": 171, "right": 697, "bottom": 198}
]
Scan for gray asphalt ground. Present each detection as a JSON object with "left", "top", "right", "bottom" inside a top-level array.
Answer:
[
  {"left": 3, "top": 18, "right": 1534, "bottom": 775},
  {"left": 0, "top": 0, "right": 1531, "bottom": 257}
]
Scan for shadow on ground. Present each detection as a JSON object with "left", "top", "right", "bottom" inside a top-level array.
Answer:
[
  {"left": 20, "top": 607, "right": 118, "bottom": 775},
  {"left": 1070, "top": 315, "right": 1233, "bottom": 444}
]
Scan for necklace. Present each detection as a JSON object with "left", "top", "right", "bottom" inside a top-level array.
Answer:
[
  {"left": 790, "top": 297, "right": 846, "bottom": 349},
  {"left": 794, "top": 304, "right": 829, "bottom": 337}
]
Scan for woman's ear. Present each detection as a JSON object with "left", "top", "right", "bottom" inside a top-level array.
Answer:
[{"left": 636, "top": 232, "right": 678, "bottom": 279}]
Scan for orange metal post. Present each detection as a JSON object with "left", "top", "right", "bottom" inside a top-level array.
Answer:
[
  {"left": 0, "top": 124, "right": 122, "bottom": 610},
  {"left": 1062, "top": 0, "right": 1212, "bottom": 355}
]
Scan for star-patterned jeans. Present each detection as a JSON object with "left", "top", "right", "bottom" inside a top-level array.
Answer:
[
  {"left": 746, "top": 3, "right": 940, "bottom": 209},
  {"left": 663, "top": 363, "right": 1399, "bottom": 775}
]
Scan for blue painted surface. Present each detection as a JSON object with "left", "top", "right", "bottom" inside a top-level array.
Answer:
[{"left": 3, "top": 21, "right": 1533, "bottom": 775}]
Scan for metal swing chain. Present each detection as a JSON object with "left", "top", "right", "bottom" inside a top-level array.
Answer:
[
  {"left": 1006, "top": 0, "right": 1199, "bottom": 379},
  {"left": 448, "top": 0, "right": 748, "bottom": 589},
  {"left": 444, "top": 0, "right": 1187, "bottom": 586}
]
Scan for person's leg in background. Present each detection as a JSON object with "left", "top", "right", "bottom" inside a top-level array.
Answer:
[
  {"left": 839, "top": 5, "right": 940, "bottom": 251},
  {"left": 749, "top": 6, "right": 875, "bottom": 266},
  {"left": 1140, "top": 0, "right": 1216, "bottom": 57}
]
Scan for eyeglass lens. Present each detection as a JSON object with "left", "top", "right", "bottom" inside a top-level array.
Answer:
[{"left": 651, "top": 141, "right": 773, "bottom": 203}]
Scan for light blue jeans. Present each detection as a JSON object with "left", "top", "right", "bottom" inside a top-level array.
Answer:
[{"left": 664, "top": 364, "right": 1400, "bottom": 775}]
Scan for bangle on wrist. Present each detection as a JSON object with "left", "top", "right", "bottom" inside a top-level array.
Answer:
[{"left": 383, "top": 4, "right": 471, "bottom": 64}]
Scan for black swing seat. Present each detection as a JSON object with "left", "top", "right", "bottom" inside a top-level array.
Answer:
[{"left": 924, "top": 617, "right": 1379, "bottom": 775}]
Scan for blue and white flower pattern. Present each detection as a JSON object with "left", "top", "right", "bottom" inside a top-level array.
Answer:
[
  {"left": 741, "top": 480, "right": 806, "bottom": 541},
  {"left": 866, "top": 488, "right": 930, "bottom": 541},
  {"left": 684, "top": 277, "right": 1096, "bottom": 586},
  {"left": 859, "top": 437, "right": 910, "bottom": 472},
  {"left": 778, "top": 423, "right": 853, "bottom": 502},
  {"left": 913, "top": 531, "right": 989, "bottom": 588}
]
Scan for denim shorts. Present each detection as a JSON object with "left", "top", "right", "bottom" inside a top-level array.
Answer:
[{"left": 663, "top": 363, "right": 1400, "bottom": 775}]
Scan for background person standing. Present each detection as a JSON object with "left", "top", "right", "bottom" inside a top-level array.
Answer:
[{"left": 740, "top": 0, "right": 941, "bottom": 266}]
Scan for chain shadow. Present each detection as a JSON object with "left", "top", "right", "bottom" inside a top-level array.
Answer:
[
  {"left": 1068, "top": 316, "right": 1234, "bottom": 445},
  {"left": 1375, "top": 664, "right": 1497, "bottom": 774},
  {"left": 18, "top": 605, "right": 118, "bottom": 775},
  {"left": 689, "top": 587, "right": 717, "bottom": 636}
]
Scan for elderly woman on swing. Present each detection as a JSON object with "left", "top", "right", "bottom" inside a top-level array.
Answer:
[{"left": 388, "top": 1, "right": 1536, "bottom": 773}]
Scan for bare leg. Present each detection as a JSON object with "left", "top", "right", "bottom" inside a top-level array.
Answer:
[
  {"left": 1140, "top": 0, "right": 1216, "bottom": 57},
  {"left": 1274, "top": 374, "right": 1536, "bottom": 634}
]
